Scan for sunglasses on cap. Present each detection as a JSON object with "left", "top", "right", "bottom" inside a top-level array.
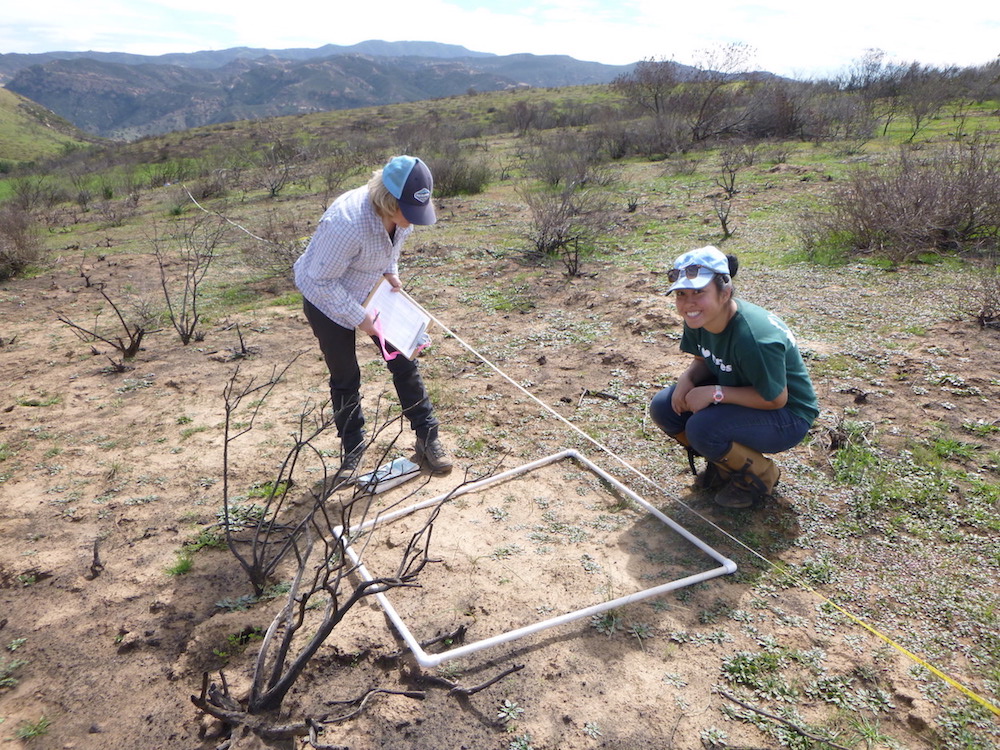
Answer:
[{"left": 667, "top": 264, "right": 715, "bottom": 283}]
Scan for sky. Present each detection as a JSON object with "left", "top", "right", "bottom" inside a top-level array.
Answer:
[{"left": 2, "top": 0, "right": 998, "bottom": 80}]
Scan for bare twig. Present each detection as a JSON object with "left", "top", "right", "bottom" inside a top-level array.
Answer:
[
  {"left": 307, "top": 719, "right": 349, "bottom": 750},
  {"left": 152, "top": 216, "right": 225, "bottom": 344},
  {"left": 320, "top": 688, "right": 424, "bottom": 724},
  {"left": 717, "top": 688, "right": 852, "bottom": 750},
  {"left": 56, "top": 284, "right": 158, "bottom": 360},
  {"left": 84, "top": 539, "right": 103, "bottom": 580},
  {"left": 448, "top": 663, "right": 525, "bottom": 697}
]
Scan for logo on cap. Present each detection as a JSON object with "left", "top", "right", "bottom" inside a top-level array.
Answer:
[{"left": 413, "top": 188, "right": 431, "bottom": 204}]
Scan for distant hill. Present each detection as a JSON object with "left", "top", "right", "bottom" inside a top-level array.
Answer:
[
  {"left": 0, "top": 87, "right": 101, "bottom": 164},
  {"left": 0, "top": 40, "right": 496, "bottom": 81},
  {"left": 0, "top": 41, "right": 637, "bottom": 140}
]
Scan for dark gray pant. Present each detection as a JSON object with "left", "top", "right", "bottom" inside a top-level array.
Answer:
[{"left": 303, "top": 298, "right": 438, "bottom": 452}]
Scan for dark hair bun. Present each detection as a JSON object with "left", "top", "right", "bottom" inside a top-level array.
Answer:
[{"left": 726, "top": 254, "right": 739, "bottom": 278}]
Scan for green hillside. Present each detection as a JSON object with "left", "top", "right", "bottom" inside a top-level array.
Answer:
[{"left": 0, "top": 87, "right": 98, "bottom": 166}]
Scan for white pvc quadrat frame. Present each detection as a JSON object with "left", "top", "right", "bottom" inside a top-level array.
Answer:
[{"left": 336, "top": 449, "right": 737, "bottom": 668}]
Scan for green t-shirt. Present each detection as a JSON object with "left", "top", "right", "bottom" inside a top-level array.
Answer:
[{"left": 680, "top": 299, "right": 819, "bottom": 425}]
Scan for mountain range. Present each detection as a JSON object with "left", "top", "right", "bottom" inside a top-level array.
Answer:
[{"left": 0, "top": 41, "right": 640, "bottom": 140}]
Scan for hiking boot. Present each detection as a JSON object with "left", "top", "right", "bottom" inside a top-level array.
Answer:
[
  {"left": 713, "top": 480, "right": 759, "bottom": 509},
  {"left": 415, "top": 434, "right": 453, "bottom": 475},
  {"left": 337, "top": 443, "right": 365, "bottom": 482},
  {"left": 713, "top": 443, "right": 780, "bottom": 509},
  {"left": 693, "top": 462, "right": 728, "bottom": 492}
]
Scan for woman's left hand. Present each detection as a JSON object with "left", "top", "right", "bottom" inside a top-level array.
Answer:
[
  {"left": 685, "top": 385, "right": 717, "bottom": 413},
  {"left": 384, "top": 272, "right": 402, "bottom": 291}
]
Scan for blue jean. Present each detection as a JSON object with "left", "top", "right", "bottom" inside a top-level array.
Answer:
[{"left": 649, "top": 384, "right": 811, "bottom": 462}]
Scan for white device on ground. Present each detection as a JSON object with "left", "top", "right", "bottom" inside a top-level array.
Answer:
[{"left": 355, "top": 456, "right": 421, "bottom": 494}]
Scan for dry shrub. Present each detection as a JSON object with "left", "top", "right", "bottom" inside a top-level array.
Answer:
[
  {"left": 519, "top": 184, "right": 612, "bottom": 276},
  {"left": 971, "top": 257, "right": 1000, "bottom": 328},
  {"left": 818, "top": 139, "right": 1000, "bottom": 263},
  {"left": 240, "top": 208, "right": 307, "bottom": 279},
  {"left": 521, "top": 130, "right": 611, "bottom": 188},
  {"left": 424, "top": 149, "right": 491, "bottom": 197},
  {"left": 0, "top": 204, "right": 43, "bottom": 280}
]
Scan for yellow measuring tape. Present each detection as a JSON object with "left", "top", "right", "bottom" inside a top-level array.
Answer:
[{"left": 824, "top": 597, "right": 1000, "bottom": 717}]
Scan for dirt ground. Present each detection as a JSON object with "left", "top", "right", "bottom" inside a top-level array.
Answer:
[{"left": 1, "top": 229, "right": 998, "bottom": 750}]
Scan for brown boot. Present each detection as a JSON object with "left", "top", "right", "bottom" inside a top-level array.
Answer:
[
  {"left": 695, "top": 462, "right": 730, "bottom": 492},
  {"left": 669, "top": 432, "right": 729, "bottom": 491},
  {"left": 713, "top": 443, "right": 780, "bottom": 509}
]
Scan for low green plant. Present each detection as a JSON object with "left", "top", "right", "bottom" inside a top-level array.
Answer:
[
  {"left": 629, "top": 622, "right": 654, "bottom": 648},
  {"left": 165, "top": 552, "right": 193, "bottom": 576},
  {"left": 486, "top": 506, "right": 509, "bottom": 522},
  {"left": 14, "top": 715, "right": 49, "bottom": 740},
  {"left": 935, "top": 699, "right": 1000, "bottom": 749},
  {"left": 246, "top": 479, "right": 290, "bottom": 499},
  {"left": 590, "top": 610, "right": 623, "bottom": 637},
  {"left": 721, "top": 649, "right": 785, "bottom": 688},
  {"left": 496, "top": 699, "right": 524, "bottom": 724},
  {"left": 183, "top": 528, "right": 226, "bottom": 552},
  {"left": 491, "top": 543, "right": 523, "bottom": 560},
  {"left": 216, "top": 594, "right": 257, "bottom": 612},
  {"left": 226, "top": 627, "right": 264, "bottom": 652},
  {"left": 219, "top": 502, "right": 268, "bottom": 529},
  {"left": 0, "top": 655, "right": 27, "bottom": 689},
  {"left": 929, "top": 437, "right": 979, "bottom": 461},
  {"left": 832, "top": 419, "right": 880, "bottom": 484},
  {"left": 700, "top": 726, "right": 728, "bottom": 747},
  {"left": 460, "top": 283, "right": 536, "bottom": 313},
  {"left": 962, "top": 420, "right": 1000, "bottom": 436},
  {"left": 844, "top": 712, "right": 897, "bottom": 750},
  {"left": 437, "top": 661, "right": 463, "bottom": 680},
  {"left": 16, "top": 393, "right": 61, "bottom": 407}
]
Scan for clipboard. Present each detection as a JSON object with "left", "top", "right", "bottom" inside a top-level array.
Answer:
[{"left": 363, "top": 278, "right": 432, "bottom": 360}]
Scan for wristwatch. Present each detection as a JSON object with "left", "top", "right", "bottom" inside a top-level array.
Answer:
[{"left": 713, "top": 385, "right": 725, "bottom": 404}]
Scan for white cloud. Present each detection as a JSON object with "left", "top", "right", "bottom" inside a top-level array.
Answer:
[{"left": 1, "top": 0, "right": 996, "bottom": 79}]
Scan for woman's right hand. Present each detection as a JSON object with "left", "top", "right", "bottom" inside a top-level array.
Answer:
[
  {"left": 671, "top": 382, "right": 693, "bottom": 414},
  {"left": 358, "top": 313, "right": 378, "bottom": 336},
  {"left": 672, "top": 357, "right": 710, "bottom": 414}
]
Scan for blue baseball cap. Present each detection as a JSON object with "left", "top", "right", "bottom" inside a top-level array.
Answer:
[
  {"left": 381, "top": 155, "right": 436, "bottom": 225},
  {"left": 666, "top": 245, "right": 731, "bottom": 293}
]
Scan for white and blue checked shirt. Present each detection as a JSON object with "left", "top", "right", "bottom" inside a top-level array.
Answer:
[{"left": 293, "top": 185, "right": 412, "bottom": 329}]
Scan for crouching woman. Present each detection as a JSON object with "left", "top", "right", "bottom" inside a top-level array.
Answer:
[{"left": 649, "top": 246, "right": 819, "bottom": 508}]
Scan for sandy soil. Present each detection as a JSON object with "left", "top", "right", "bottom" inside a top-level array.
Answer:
[{"left": 0, "top": 233, "right": 997, "bottom": 750}]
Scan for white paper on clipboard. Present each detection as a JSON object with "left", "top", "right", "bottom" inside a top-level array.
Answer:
[{"left": 363, "top": 278, "right": 431, "bottom": 359}]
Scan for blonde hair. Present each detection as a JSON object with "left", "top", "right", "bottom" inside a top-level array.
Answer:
[{"left": 367, "top": 169, "right": 399, "bottom": 219}]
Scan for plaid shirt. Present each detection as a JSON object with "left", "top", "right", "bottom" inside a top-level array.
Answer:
[{"left": 293, "top": 185, "right": 413, "bottom": 329}]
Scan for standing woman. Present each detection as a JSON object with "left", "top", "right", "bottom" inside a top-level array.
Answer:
[
  {"left": 294, "top": 155, "right": 452, "bottom": 477},
  {"left": 649, "top": 246, "right": 818, "bottom": 508}
]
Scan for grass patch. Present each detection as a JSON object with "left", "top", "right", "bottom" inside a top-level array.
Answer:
[
  {"left": 183, "top": 527, "right": 226, "bottom": 553},
  {"left": 15, "top": 393, "right": 61, "bottom": 407},
  {"left": 0, "top": 654, "right": 27, "bottom": 689},
  {"left": 165, "top": 552, "right": 194, "bottom": 576},
  {"left": 13, "top": 716, "right": 50, "bottom": 740}
]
